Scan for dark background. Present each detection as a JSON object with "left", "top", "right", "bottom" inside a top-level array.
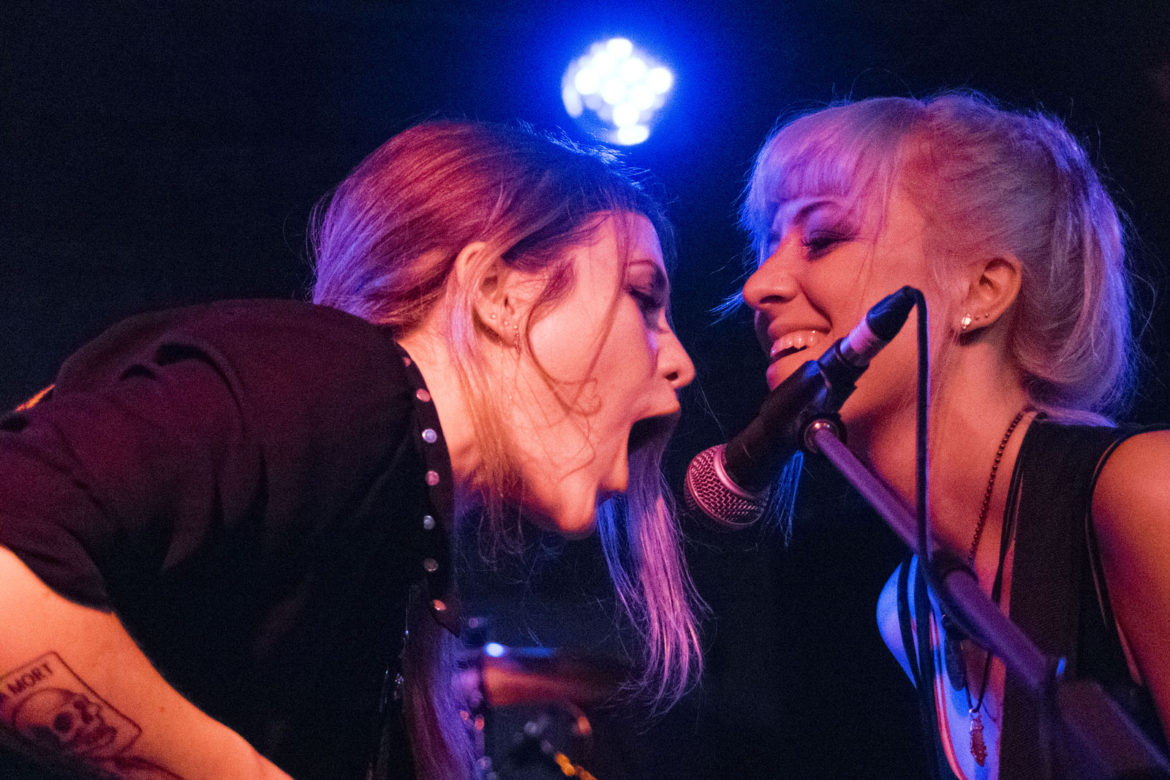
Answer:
[{"left": 3, "top": 1, "right": 1169, "bottom": 777}]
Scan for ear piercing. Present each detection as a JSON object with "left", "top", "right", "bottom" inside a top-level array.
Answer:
[
  {"left": 497, "top": 315, "right": 522, "bottom": 353},
  {"left": 960, "top": 312, "right": 990, "bottom": 333}
]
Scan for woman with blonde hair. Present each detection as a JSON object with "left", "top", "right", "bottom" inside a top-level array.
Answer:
[
  {"left": 739, "top": 92, "right": 1169, "bottom": 777},
  {"left": 0, "top": 120, "right": 701, "bottom": 778}
]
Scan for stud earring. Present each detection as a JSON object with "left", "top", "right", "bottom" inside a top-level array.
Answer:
[{"left": 960, "top": 312, "right": 991, "bottom": 333}]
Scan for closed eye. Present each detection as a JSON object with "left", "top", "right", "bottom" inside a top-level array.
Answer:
[
  {"left": 802, "top": 231, "right": 850, "bottom": 258},
  {"left": 625, "top": 259, "right": 670, "bottom": 326},
  {"left": 628, "top": 286, "right": 667, "bottom": 326}
]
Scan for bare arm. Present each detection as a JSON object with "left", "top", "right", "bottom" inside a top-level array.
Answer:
[
  {"left": 1092, "top": 429, "right": 1170, "bottom": 745},
  {"left": 0, "top": 546, "right": 291, "bottom": 780}
]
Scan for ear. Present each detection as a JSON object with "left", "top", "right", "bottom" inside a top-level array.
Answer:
[
  {"left": 457, "top": 241, "right": 519, "bottom": 343},
  {"left": 956, "top": 254, "right": 1021, "bottom": 335}
]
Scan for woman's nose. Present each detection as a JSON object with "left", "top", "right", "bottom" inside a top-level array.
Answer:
[
  {"left": 660, "top": 329, "right": 695, "bottom": 390},
  {"left": 742, "top": 246, "right": 800, "bottom": 312}
]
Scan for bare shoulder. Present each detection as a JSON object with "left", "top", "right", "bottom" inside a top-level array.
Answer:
[
  {"left": 1091, "top": 430, "right": 1170, "bottom": 740},
  {"left": 1092, "top": 429, "right": 1170, "bottom": 539}
]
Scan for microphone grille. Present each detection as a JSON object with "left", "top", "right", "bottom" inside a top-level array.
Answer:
[{"left": 683, "top": 445, "right": 769, "bottom": 529}]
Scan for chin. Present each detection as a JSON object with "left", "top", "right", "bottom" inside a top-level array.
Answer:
[
  {"left": 558, "top": 522, "right": 597, "bottom": 541},
  {"left": 551, "top": 507, "right": 599, "bottom": 539},
  {"left": 523, "top": 495, "right": 599, "bottom": 539},
  {"left": 764, "top": 361, "right": 792, "bottom": 391}
]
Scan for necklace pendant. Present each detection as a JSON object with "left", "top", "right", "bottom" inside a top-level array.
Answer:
[{"left": 969, "top": 708, "right": 988, "bottom": 767}]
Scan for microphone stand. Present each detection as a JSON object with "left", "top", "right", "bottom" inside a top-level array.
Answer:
[{"left": 804, "top": 420, "right": 1170, "bottom": 779}]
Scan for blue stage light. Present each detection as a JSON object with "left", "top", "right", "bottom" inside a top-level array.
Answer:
[{"left": 562, "top": 37, "right": 673, "bottom": 146}]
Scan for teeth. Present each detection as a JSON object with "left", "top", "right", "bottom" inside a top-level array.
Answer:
[{"left": 771, "top": 330, "right": 825, "bottom": 359}]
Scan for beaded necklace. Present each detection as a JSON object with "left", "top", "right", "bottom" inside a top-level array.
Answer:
[{"left": 943, "top": 408, "right": 1027, "bottom": 766}]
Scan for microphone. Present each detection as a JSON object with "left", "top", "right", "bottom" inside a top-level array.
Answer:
[{"left": 684, "top": 286, "right": 917, "bottom": 528}]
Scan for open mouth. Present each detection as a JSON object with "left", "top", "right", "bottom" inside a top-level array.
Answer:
[
  {"left": 628, "top": 413, "right": 678, "bottom": 452},
  {"left": 770, "top": 343, "right": 811, "bottom": 363},
  {"left": 769, "top": 329, "right": 826, "bottom": 364}
]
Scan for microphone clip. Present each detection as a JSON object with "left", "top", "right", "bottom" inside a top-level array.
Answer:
[{"left": 800, "top": 413, "right": 846, "bottom": 455}]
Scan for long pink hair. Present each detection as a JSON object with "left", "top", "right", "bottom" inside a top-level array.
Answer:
[{"left": 310, "top": 121, "right": 702, "bottom": 777}]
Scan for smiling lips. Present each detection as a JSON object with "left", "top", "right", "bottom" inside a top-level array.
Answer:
[{"left": 769, "top": 329, "right": 827, "bottom": 363}]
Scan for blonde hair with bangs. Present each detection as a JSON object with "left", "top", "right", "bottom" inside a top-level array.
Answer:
[{"left": 741, "top": 92, "right": 1136, "bottom": 421}]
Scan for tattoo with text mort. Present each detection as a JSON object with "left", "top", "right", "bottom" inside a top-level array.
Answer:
[{"left": 1, "top": 652, "right": 183, "bottom": 778}]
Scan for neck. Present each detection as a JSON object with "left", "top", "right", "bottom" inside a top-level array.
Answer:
[
  {"left": 396, "top": 328, "right": 484, "bottom": 520},
  {"left": 855, "top": 351, "right": 1033, "bottom": 577},
  {"left": 926, "top": 401, "right": 1033, "bottom": 560}
]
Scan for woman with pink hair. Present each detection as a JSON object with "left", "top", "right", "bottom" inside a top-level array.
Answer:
[{"left": 0, "top": 121, "right": 702, "bottom": 779}]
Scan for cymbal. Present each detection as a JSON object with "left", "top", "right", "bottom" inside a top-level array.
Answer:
[{"left": 468, "top": 645, "right": 626, "bottom": 708}]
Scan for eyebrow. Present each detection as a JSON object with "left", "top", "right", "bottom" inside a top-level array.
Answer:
[{"left": 775, "top": 197, "right": 845, "bottom": 226}]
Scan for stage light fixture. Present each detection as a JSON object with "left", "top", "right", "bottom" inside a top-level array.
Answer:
[{"left": 562, "top": 37, "right": 673, "bottom": 146}]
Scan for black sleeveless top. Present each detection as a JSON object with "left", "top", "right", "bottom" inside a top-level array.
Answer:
[
  {"left": 895, "top": 419, "right": 1167, "bottom": 778},
  {"left": 1000, "top": 420, "right": 1166, "bottom": 777}
]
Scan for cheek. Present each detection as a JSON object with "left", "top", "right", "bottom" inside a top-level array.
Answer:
[
  {"left": 528, "top": 295, "right": 624, "bottom": 383},
  {"left": 603, "top": 308, "right": 657, "bottom": 373},
  {"left": 753, "top": 312, "right": 770, "bottom": 353},
  {"left": 528, "top": 319, "right": 595, "bottom": 382},
  {"left": 633, "top": 324, "right": 663, "bottom": 382},
  {"left": 850, "top": 327, "right": 920, "bottom": 407},
  {"left": 637, "top": 326, "right": 659, "bottom": 369}
]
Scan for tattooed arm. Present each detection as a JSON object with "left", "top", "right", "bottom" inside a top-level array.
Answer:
[{"left": 0, "top": 547, "right": 291, "bottom": 780}]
